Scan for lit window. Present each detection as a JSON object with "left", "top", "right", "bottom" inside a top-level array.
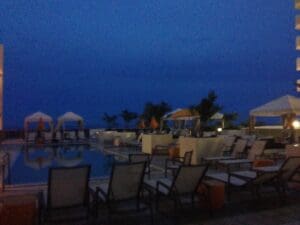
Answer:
[
  {"left": 297, "top": 79, "right": 300, "bottom": 92},
  {"left": 297, "top": 37, "right": 300, "bottom": 50},
  {"left": 296, "top": 16, "right": 300, "bottom": 30},
  {"left": 297, "top": 58, "right": 300, "bottom": 71}
]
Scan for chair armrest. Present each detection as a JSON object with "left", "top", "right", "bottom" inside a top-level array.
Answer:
[
  {"left": 172, "top": 157, "right": 184, "bottom": 162},
  {"left": 228, "top": 171, "right": 255, "bottom": 182},
  {"left": 95, "top": 186, "right": 108, "bottom": 202},
  {"left": 156, "top": 180, "right": 171, "bottom": 194}
]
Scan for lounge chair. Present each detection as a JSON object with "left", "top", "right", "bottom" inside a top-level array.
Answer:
[
  {"left": 64, "top": 131, "right": 76, "bottom": 142},
  {"left": 77, "top": 130, "right": 86, "bottom": 140},
  {"left": 165, "top": 150, "right": 193, "bottom": 177},
  {"left": 44, "top": 131, "right": 53, "bottom": 143},
  {"left": 93, "top": 162, "right": 153, "bottom": 224},
  {"left": 203, "top": 139, "right": 247, "bottom": 163},
  {"left": 44, "top": 165, "right": 91, "bottom": 223},
  {"left": 144, "top": 164, "right": 208, "bottom": 214},
  {"left": 27, "top": 132, "right": 36, "bottom": 143},
  {"left": 220, "top": 135, "right": 236, "bottom": 153},
  {"left": 216, "top": 140, "right": 267, "bottom": 169},
  {"left": 128, "top": 153, "right": 152, "bottom": 179},
  {"left": 54, "top": 131, "right": 62, "bottom": 143},
  {"left": 207, "top": 156, "right": 300, "bottom": 201}
]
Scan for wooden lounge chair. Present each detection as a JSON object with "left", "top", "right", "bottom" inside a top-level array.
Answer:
[
  {"left": 93, "top": 162, "right": 153, "bottom": 225},
  {"left": 44, "top": 165, "right": 91, "bottom": 223},
  {"left": 165, "top": 150, "right": 193, "bottom": 177}
]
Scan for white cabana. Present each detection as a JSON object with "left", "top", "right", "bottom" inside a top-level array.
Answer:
[
  {"left": 56, "top": 112, "right": 84, "bottom": 131},
  {"left": 250, "top": 95, "right": 300, "bottom": 117},
  {"left": 249, "top": 95, "right": 300, "bottom": 130},
  {"left": 24, "top": 111, "right": 54, "bottom": 132}
]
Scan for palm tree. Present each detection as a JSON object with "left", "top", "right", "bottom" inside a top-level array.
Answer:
[
  {"left": 102, "top": 113, "right": 118, "bottom": 129},
  {"left": 142, "top": 101, "right": 171, "bottom": 127},
  {"left": 120, "top": 110, "right": 138, "bottom": 128},
  {"left": 190, "top": 90, "right": 222, "bottom": 133}
]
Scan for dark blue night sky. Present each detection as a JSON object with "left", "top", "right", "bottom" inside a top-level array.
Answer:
[{"left": 0, "top": 0, "right": 298, "bottom": 128}]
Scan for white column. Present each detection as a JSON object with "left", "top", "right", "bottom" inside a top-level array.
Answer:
[{"left": 0, "top": 45, "right": 3, "bottom": 130}]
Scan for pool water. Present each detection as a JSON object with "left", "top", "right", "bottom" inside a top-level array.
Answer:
[{"left": 3, "top": 144, "right": 114, "bottom": 184}]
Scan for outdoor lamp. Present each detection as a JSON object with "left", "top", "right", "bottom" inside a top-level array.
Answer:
[
  {"left": 292, "top": 120, "right": 300, "bottom": 129},
  {"left": 217, "top": 127, "right": 222, "bottom": 133}
]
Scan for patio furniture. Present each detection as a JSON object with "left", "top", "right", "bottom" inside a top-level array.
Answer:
[
  {"left": 203, "top": 139, "right": 247, "bottom": 163},
  {"left": 144, "top": 164, "right": 208, "bottom": 214},
  {"left": 128, "top": 153, "right": 152, "bottom": 179},
  {"left": 164, "top": 150, "right": 193, "bottom": 177},
  {"left": 44, "top": 165, "right": 91, "bottom": 223},
  {"left": 207, "top": 156, "right": 300, "bottom": 201},
  {"left": 92, "top": 162, "right": 153, "bottom": 224},
  {"left": 220, "top": 135, "right": 236, "bottom": 154},
  {"left": 44, "top": 131, "right": 53, "bottom": 143},
  {"left": 27, "top": 132, "right": 36, "bottom": 143}
]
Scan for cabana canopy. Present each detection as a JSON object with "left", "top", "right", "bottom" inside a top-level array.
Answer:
[
  {"left": 162, "top": 108, "right": 200, "bottom": 121},
  {"left": 250, "top": 95, "right": 300, "bottom": 117},
  {"left": 210, "top": 112, "right": 224, "bottom": 120},
  {"left": 24, "top": 111, "right": 53, "bottom": 131},
  {"left": 249, "top": 95, "right": 300, "bottom": 131},
  {"left": 56, "top": 112, "right": 84, "bottom": 130}
]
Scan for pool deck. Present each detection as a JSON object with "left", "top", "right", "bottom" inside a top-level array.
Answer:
[{"left": 1, "top": 141, "right": 300, "bottom": 225}]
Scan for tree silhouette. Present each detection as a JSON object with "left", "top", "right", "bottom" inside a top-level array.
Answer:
[
  {"left": 223, "top": 112, "right": 238, "bottom": 129},
  {"left": 191, "top": 90, "right": 222, "bottom": 131},
  {"left": 142, "top": 101, "right": 171, "bottom": 127},
  {"left": 102, "top": 113, "right": 118, "bottom": 129},
  {"left": 120, "top": 110, "right": 138, "bottom": 128}
]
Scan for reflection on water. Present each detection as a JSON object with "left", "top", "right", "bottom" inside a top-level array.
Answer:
[
  {"left": 3, "top": 144, "right": 113, "bottom": 184},
  {"left": 24, "top": 147, "right": 54, "bottom": 170}
]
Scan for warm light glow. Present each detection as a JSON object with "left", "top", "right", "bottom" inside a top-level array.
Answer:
[
  {"left": 297, "top": 58, "right": 300, "bottom": 71},
  {"left": 292, "top": 120, "right": 300, "bottom": 129},
  {"left": 296, "top": 0, "right": 300, "bottom": 9},
  {"left": 296, "top": 16, "right": 300, "bottom": 30},
  {"left": 0, "top": 45, "right": 2, "bottom": 76},
  {"left": 297, "top": 36, "right": 300, "bottom": 50},
  {"left": 217, "top": 127, "right": 222, "bottom": 132},
  {"left": 297, "top": 80, "right": 300, "bottom": 92}
]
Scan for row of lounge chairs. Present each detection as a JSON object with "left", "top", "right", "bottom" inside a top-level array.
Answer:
[
  {"left": 25, "top": 130, "right": 88, "bottom": 145},
  {"left": 40, "top": 149, "right": 300, "bottom": 224},
  {"left": 43, "top": 160, "right": 208, "bottom": 224}
]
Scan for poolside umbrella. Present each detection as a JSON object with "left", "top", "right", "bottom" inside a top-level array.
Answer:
[
  {"left": 56, "top": 112, "right": 84, "bottom": 131},
  {"left": 162, "top": 108, "right": 200, "bottom": 121}
]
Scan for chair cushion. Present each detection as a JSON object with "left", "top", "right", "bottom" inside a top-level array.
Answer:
[
  {"left": 144, "top": 178, "right": 172, "bottom": 195},
  {"left": 231, "top": 170, "right": 257, "bottom": 179},
  {"left": 98, "top": 183, "right": 109, "bottom": 201}
]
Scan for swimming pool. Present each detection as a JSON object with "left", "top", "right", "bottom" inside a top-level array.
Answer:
[{"left": 2, "top": 144, "right": 114, "bottom": 184}]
